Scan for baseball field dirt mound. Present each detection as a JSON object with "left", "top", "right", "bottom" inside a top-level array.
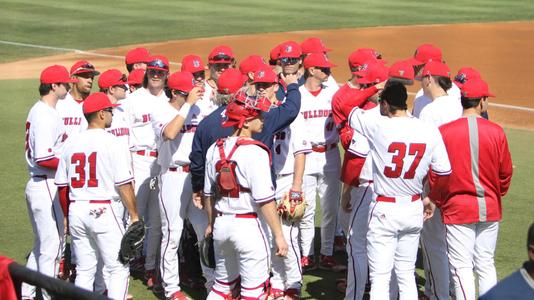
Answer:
[{"left": 1, "top": 21, "right": 532, "bottom": 129}]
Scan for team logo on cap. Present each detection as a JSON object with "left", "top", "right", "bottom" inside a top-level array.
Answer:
[
  {"left": 218, "top": 52, "right": 226, "bottom": 56},
  {"left": 258, "top": 70, "right": 265, "bottom": 78},
  {"left": 455, "top": 73, "right": 467, "bottom": 83},
  {"left": 285, "top": 45, "right": 292, "bottom": 53},
  {"left": 398, "top": 70, "right": 405, "bottom": 76},
  {"left": 223, "top": 88, "right": 229, "bottom": 93},
  {"left": 193, "top": 60, "right": 200, "bottom": 68}
]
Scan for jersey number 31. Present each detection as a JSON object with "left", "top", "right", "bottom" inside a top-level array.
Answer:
[
  {"left": 70, "top": 152, "right": 99, "bottom": 188},
  {"left": 384, "top": 142, "right": 426, "bottom": 179}
]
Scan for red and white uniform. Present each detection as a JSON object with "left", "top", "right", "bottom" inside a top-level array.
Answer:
[
  {"left": 349, "top": 107, "right": 451, "bottom": 300},
  {"left": 271, "top": 112, "right": 311, "bottom": 291},
  {"left": 412, "top": 84, "right": 462, "bottom": 118},
  {"left": 151, "top": 96, "right": 217, "bottom": 297},
  {"left": 204, "top": 137, "right": 274, "bottom": 300},
  {"left": 107, "top": 100, "right": 134, "bottom": 159},
  {"left": 56, "top": 93, "right": 88, "bottom": 139},
  {"left": 22, "top": 100, "right": 66, "bottom": 300},
  {"left": 55, "top": 129, "right": 134, "bottom": 300},
  {"left": 124, "top": 87, "right": 167, "bottom": 271},
  {"left": 436, "top": 116, "right": 513, "bottom": 300},
  {"left": 298, "top": 83, "right": 341, "bottom": 258},
  {"left": 414, "top": 90, "right": 462, "bottom": 300}
]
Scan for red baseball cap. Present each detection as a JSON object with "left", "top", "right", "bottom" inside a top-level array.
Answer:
[
  {"left": 98, "top": 69, "right": 132, "bottom": 89},
  {"left": 125, "top": 47, "right": 150, "bottom": 65},
  {"left": 253, "top": 65, "right": 278, "bottom": 84},
  {"left": 208, "top": 45, "right": 235, "bottom": 64},
  {"left": 222, "top": 91, "right": 271, "bottom": 128},
  {"left": 146, "top": 55, "right": 169, "bottom": 71},
  {"left": 239, "top": 55, "right": 266, "bottom": 75},
  {"left": 40, "top": 65, "right": 78, "bottom": 84},
  {"left": 217, "top": 69, "right": 245, "bottom": 95},
  {"left": 70, "top": 60, "right": 100, "bottom": 76},
  {"left": 301, "top": 37, "right": 332, "bottom": 55},
  {"left": 303, "top": 53, "right": 336, "bottom": 69},
  {"left": 461, "top": 78, "right": 494, "bottom": 98},
  {"left": 167, "top": 71, "right": 196, "bottom": 93},
  {"left": 407, "top": 44, "right": 442, "bottom": 66},
  {"left": 421, "top": 61, "right": 450, "bottom": 78},
  {"left": 181, "top": 54, "right": 205, "bottom": 73},
  {"left": 454, "top": 67, "right": 481, "bottom": 88},
  {"left": 348, "top": 48, "right": 382, "bottom": 69},
  {"left": 269, "top": 44, "right": 281, "bottom": 63},
  {"left": 82, "top": 92, "right": 119, "bottom": 114},
  {"left": 388, "top": 60, "right": 415, "bottom": 81},
  {"left": 278, "top": 41, "right": 302, "bottom": 59},
  {"left": 127, "top": 69, "right": 145, "bottom": 85},
  {"left": 356, "top": 61, "right": 389, "bottom": 84}
]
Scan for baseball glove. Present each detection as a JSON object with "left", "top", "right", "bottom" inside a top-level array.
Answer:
[
  {"left": 197, "top": 235, "right": 215, "bottom": 269},
  {"left": 277, "top": 190, "right": 307, "bottom": 222},
  {"left": 118, "top": 220, "right": 145, "bottom": 265}
]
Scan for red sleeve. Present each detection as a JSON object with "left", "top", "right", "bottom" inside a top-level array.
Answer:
[
  {"left": 340, "top": 151, "right": 366, "bottom": 187},
  {"left": 36, "top": 157, "right": 59, "bottom": 169},
  {"left": 332, "top": 89, "right": 345, "bottom": 127},
  {"left": 339, "top": 86, "right": 378, "bottom": 122},
  {"left": 339, "top": 125, "right": 354, "bottom": 150},
  {"left": 58, "top": 186, "right": 70, "bottom": 216},
  {"left": 499, "top": 132, "right": 513, "bottom": 196},
  {"left": 428, "top": 169, "right": 450, "bottom": 207}
]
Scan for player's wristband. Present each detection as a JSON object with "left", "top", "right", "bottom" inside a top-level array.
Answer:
[{"left": 178, "top": 103, "right": 191, "bottom": 119}]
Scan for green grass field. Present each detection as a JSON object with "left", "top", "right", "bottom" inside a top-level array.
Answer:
[{"left": 1, "top": 1, "right": 534, "bottom": 299}]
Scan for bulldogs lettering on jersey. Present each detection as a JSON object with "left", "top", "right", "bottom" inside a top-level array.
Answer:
[
  {"left": 106, "top": 101, "right": 134, "bottom": 160},
  {"left": 56, "top": 93, "right": 88, "bottom": 140}
]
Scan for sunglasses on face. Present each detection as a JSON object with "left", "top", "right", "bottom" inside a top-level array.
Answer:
[
  {"left": 192, "top": 71, "right": 206, "bottom": 79},
  {"left": 213, "top": 63, "right": 231, "bottom": 71},
  {"left": 212, "top": 54, "right": 233, "bottom": 62},
  {"left": 147, "top": 69, "right": 167, "bottom": 77},
  {"left": 279, "top": 57, "right": 300, "bottom": 66},
  {"left": 255, "top": 82, "right": 275, "bottom": 90},
  {"left": 73, "top": 63, "right": 96, "bottom": 74},
  {"left": 103, "top": 107, "right": 114, "bottom": 114},
  {"left": 75, "top": 72, "right": 95, "bottom": 79},
  {"left": 316, "top": 67, "right": 331, "bottom": 75},
  {"left": 147, "top": 59, "right": 168, "bottom": 70}
]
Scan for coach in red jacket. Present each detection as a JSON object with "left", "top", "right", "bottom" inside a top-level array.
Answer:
[{"left": 432, "top": 78, "right": 513, "bottom": 300}]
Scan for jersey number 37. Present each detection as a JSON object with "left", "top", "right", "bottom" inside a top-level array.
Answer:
[{"left": 384, "top": 142, "right": 426, "bottom": 179}]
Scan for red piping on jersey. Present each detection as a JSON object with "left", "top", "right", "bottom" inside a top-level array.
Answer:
[{"left": 36, "top": 157, "right": 59, "bottom": 169}]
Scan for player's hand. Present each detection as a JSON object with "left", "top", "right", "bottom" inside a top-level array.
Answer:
[
  {"left": 274, "top": 235, "right": 288, "bottom": 257},
  {"left": 193, "top": 192, "right": 203, "bottom": 209},
  {"left": 204, "top": 224, "right": 213, "bottom": 238},
  {"left": 186, "top": 86, "right": 203, "bottom": 105},
  {"left": 281, "top": 73, "right": 298, "bottom": 85},
  {"left": 375, "top": 81, "right": 386, "bottom": 90},
  {"left": 341, "top": 189, "right": 352, "bottom": 213},
  {"left": 422, "top": 196, "right": 436, "bottom": 221}
]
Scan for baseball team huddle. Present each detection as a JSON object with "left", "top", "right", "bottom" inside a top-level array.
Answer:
[{"left": 22, "top": 37, "right": 514, "bottom": 300}]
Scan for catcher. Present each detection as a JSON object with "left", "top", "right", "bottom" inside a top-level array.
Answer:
[
  {"left": 55, "top": 93, "right": 144, "bottom": 300},
  {"left": 254, "top": 66, "right": 311, "bottom": 299}
]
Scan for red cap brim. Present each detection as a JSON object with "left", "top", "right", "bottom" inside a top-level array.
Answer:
[{"left": 405, "top": 57, "right": 424, "bottom": 66}]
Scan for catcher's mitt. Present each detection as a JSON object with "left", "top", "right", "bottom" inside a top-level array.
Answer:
[
  {"left": 197, "top": 235, "right": 215, "bottom": 269},
  {"left": 118, "top": 220, "right": 145, "bottom": 265},
  {"left": 277, "top": 190, "right": 307, "bottom": 222}
]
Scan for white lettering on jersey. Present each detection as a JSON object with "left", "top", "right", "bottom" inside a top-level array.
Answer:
[{"left": 56, "top": 93, "right": 88, "bottom": 140}]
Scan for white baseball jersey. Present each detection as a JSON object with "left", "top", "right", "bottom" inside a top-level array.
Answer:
[
  {"left": 25, "top": 101, "right": 67, "bottom": 178},
  {"left": 323, "top": 75, "right": 338, "bottom": 89},
  {"left": 56, "top": 93, "right": 88, "bottom": 139},
  {"left": 106, "top": 100, "right": 134, "bottom": 154},
  {"left": 349, "top": 108, "right": 451, "bottom": 197},
  {"left": 125, "top": 87, "right": 169, "bottom": 151},
  {"left": 299, "top": 84, "right": 340, "bottom": 174},
  {"left": 204, "top": 137, "right": 275, "bottom": 214},
  {"left": 412, "top": 84, "right": 462, "bottom": 118},
  {"left": 199, "top": 81, "right": 218, "bottom": 116},
  {"left": 417, "top": 94, "right": 462, "bottom": 127},
  {"left": 273, "top": 112, "right": 311, "bottom": 175},
  {"left": 55, "top": 129, "right": 134, "bottom": 200},
  {"left": 347, "top": 106, "right": 381, "bottom": 183}
]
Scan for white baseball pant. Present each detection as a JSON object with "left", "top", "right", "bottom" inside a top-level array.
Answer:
[
  {"left": 300, "top": 171, "right": 341, "bottom": 257},
  {"left": 207, "top": 214, "right": 271, "bottom": 299},
  {"left": 367, "top": 196, "right": 423, "bottom": 300},
  {"left": 270, "top": 174, "right": 302, "bottom": 291},
  {"left": 158, "top": 168, "right": 213, "bottom": 297},
  {"left": 421, "top": 208, "right": 450, "bottom": 300},
  {"left": 446, "top": 222, "right": 499, "bottom": 300},
  {"left": 22, "top": 176, "right": 64, "bottom": 300},
  {"left": 132, "top": 153, "right": 161, "bottom": 271},
  {"left": 69, "top": 200, "right": 129, "bottom": 300}
]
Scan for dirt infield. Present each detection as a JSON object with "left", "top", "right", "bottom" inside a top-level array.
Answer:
[{"left": 1, "top": 21, "right": 532, "bottom": 129}]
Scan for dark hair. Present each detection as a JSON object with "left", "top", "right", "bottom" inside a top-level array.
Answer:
[
  {"left": 461, "top": 96, "right": 482, "bottom": 109},
  {"left": 99, "top": 88, "right": 109, "bottom": 93},
  {"left": 528, "top": 222, "right": 534, "bottom": 247},
  {"left": 268, "top": 59, "right": 277, "bottom": 66},
  {"left": 381, "top": 80, "right": 408, "bottom": 110},
  {"left": 434, "top": 76, "right": 452, "bottom": 91},
  {"left": 388, "top": 77, "right": 414, "bottom": 86},
  {"left": 39, "top": 83, "right": 53, "bottom": 96},
  {"left": 142, "top": 73, "right": 149, "bottom": 88},
  {"left": 126, "top": 63, "right": 134, "bottom": 73},
  {"left": 83, "top": 111, "right": 99, "bottom": 123},
  {"left": 303, "top": 69, "right": 312, "bottom": 79}
]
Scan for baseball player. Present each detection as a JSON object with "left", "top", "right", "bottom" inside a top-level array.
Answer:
[
  {"left": 298, "top": 53, "right": 343, "bottom": 272},
  {"left": 275, "top": 41, "right": 305, "bottom": 101},
  {"left": 348, "top": 81, "right": 452, "bottom": 300},
  {"left": 125, "top": 55, "right": 169, "bottom": 287},
  {"left": 239, "top": 54, "right": 267, "bottom": 89},
  {"left": 125, "top": 47, "right": 150, "bottom": 73},
  {"left": 453, "top": 67, "right": 489, "bottom": 120},
  {"left": 56, "top": 60, "right": 100, "bottom": 140},
  {"left": 251, "top": 65, "right": 311, "bottom": 299},
  {"left": 180, "top": 54, "right": 218, "bottom": 116},
  {"left": 55, "top": 92, "right": 139, "bottom": 300},
  {"left": 414, "top": 60, "right": 462, "bottom": 300},
  {"left": 432, "top": 78, "right": 513, "bottom": 299},
  {"left": 202, "top": 92, "right": 288, "bottom": 300},
  {"left": 150, "top": 71, "right": 211, "bottom": 300},
  {"left": 300, "top": 37, "right": 338, "bottom": 89},
  {"left": 206, "top": 45, "right": 236, "bottom": 104},
  {"left": 22, "top": 65, "right": 74, "bottom": 300},
  {"left": 127, "top": 69, "right": 146, "bottom": 94}
]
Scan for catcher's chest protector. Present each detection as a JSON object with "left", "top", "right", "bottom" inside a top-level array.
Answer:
[{"left": 215, "top": 138, "right": 272, "bottom": 198}]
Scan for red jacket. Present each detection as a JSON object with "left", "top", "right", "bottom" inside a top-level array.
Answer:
[{"left": 434, "top": 116, "right": 513, "bottom": 224}]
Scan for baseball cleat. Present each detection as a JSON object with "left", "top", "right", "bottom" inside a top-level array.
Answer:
[
  {"left": 167, "top": 290, "right": 190, "bottom": 300},
  {"left": 333, "top": 235, "right": 347, "bottom": 253},
  {"left": 300, "top": 255, "right": 318, "bottom": 272},
  {"left": 319, "top": 255, "right": 347, "bottom": 272},
  {"left": 266, "top": 288, "right": 285, "bottom": 300},
  {"left": 284, "top": 288, "right": 301, "bottom": 300}
]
